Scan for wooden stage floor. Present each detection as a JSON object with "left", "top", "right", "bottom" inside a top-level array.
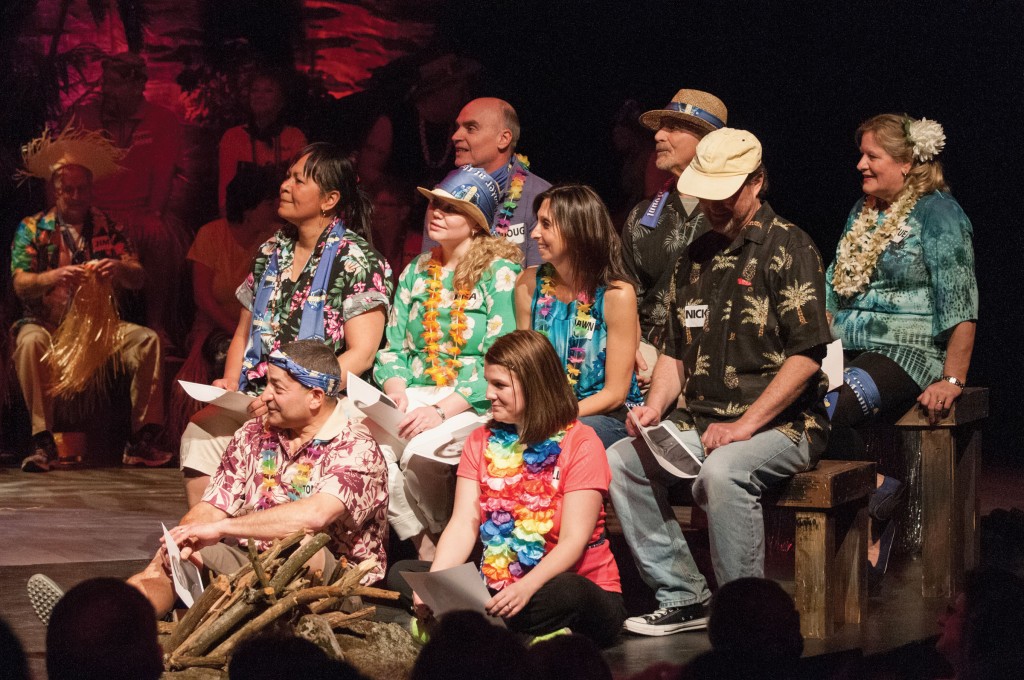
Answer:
[{"left": 1, "top": 462, "right": 1019, "bottom": 678}]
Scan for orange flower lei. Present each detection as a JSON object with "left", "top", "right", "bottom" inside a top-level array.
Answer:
[{"left": 422, "top": 254, "right": 472, "bottom": 386}]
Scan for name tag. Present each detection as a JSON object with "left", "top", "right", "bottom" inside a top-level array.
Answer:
[
  {"left": 683, "top": 304, "right": 709, "bottom": 328},
  {"left": 890, "top": 221, "right": 911, "bottom": 244},
  {"left": 573, "top": 316, "right": 597, "bottom": 341},
  {"left": 552, "top": 466, "right": 561, "bottom": 490},
  {"left": 505, "top": 222, "right": 526, "bottom": 244}
]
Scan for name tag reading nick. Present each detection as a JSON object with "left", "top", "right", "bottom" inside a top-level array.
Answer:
[
  {"left": 683, "top": 304, "right": 709, "bottom": 328},
  {"left": 505, "top": 223, "right": 526, "bottom": 244}
]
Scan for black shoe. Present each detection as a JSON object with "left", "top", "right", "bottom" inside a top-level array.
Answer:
[
  {"left": 123, "top": 425, "right": 172, "bottom": 467},
  {"left": 869, "top": 475, "right": 906, "bottom": 523},
  {"left": 624, "top": 602, "right": 709, "bottom": 636},
  {"left": 21, "top": 431, "right": 58, "bottom": 472},
  {"left": 868, "top": 519, "right": 898, "bottom": 595}
]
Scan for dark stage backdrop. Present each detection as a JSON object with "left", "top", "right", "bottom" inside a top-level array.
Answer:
[{"left": 1, "top": 0, "right": 1020, "bottom": 462}]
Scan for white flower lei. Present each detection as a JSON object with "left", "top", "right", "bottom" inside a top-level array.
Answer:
[
  {"left": 832, "top": 191, "right": 921, "bottom": 297},
  {"left": 905, "top": 117, "right": 945, "bottom": 162}
]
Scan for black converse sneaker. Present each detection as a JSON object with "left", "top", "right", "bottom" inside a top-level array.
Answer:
[{"left": 624, "top": 602, "right": 709, "bottom": 636}]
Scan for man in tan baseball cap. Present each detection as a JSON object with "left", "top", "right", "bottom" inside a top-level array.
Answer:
[{"left": 613, "top": 126, "right": 834, "bottom": 636}]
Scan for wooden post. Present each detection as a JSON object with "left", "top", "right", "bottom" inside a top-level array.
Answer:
[
  {"left": 794, "top": 510, "right": 834, "bottom": 638},
  {"left": 897, "top": 388, "right": 986, "bottom": 598}
]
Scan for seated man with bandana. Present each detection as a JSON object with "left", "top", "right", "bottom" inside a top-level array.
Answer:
[{"left": 122, "top": 339, "right": 387, "bottom": 616}]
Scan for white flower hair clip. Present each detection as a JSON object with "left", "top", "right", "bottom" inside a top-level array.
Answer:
[{"left": 905, "top": 117, "right": 946, "bottom": 162}]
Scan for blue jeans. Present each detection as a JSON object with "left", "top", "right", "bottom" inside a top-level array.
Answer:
[
  {"left": 606, "top": 427, "right": 811, "bottom": 605},
  {"left": 580, "top": 414, "right": 629, "bottom": 450}
]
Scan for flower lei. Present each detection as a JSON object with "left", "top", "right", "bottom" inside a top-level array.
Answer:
[
  {"left": 534, "top": 268, "right": 593, "bottom": 390},
  {"left": 256, "top": 445, "right": 320, "bottom": 510},
  {"left": 832, "top": 192, "right": 921, "bottom": 297},
  {"left": 492, "top": 154, "right": 530, "bottom": 237},
  {"left": 904, "top": 117, "right": 945, "bottom": 162},
  {"left": 422, "top": 254, "right": 471, "bottom": 386},
  {"left": 479, "top": 423, "right": 572, "bottom": 590}
]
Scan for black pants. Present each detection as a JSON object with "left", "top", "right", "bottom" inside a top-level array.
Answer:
[
  {"left": 388, "top": 559, "right": 627, "bottom": 648},
  {"left": 824, "top": 351, "right": 921, "bottom": 461}
]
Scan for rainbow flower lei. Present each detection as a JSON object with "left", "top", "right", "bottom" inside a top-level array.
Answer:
[
  {"left": 255, "top": 444, "right": 321, "bottom": 510},
  {"left": 533, "top": 267, "right": 593, "bottom": 392},
  {"left": 422, "top": 254, "right": 471, "bottom": 386},
  {"left": 479, "top": 423, "right": 572, "bottom": 590},
  {"left": 492, "top": 154, "right": 530, "bottom": 238}
]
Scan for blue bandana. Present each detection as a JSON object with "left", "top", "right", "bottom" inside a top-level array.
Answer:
[{"left": 267, "top": 350, "right": 341, "bottom": 397}]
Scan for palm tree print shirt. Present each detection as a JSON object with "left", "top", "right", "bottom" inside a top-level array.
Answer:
[{"left": 662, "top": 203, "right": 832, "bottom": 460}]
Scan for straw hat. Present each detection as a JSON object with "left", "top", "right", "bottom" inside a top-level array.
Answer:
[
  {"left": 418, "top": 165, "right": 500, "bottom": 234},
  {"left": 640, "top": 89, "right": 728, "bottom": 135},
  {"left": 677, "top": 128, "right": 762, "bottom": 200},
  {"left": 18, "top": 124, "right": 125, "bottom": 184}
]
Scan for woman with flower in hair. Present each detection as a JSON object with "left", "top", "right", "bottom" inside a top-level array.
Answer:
[
  {"left": 514, "top": 184, "right": 642, "bottom": 449},
  {"left": 824, "top": 114, "right": 978, "bottom": 585},
  {"left": 397, "top": 330, "right": 626, "bottom": 647},
  {"left": 373, "top": 166, "right": 522, "bottom": 559}
]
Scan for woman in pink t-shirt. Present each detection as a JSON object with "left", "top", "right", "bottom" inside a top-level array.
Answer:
[{"left": 391, "top": 329, "right": 626, "bottom": 647}]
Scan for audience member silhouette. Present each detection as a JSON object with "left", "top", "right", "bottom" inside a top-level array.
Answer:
[
  {"left": 410, "top": 610, "right": 538, "bottom": 680},
  {"left": 228, "top": 632, "right": 366, "bottom": 680},
  {"left": 46, "top": 577, "right": 162, "bottom": 680},
  {"left": 530, "top": 633, "right": 613, "bottom": 680},
  {"left": 0, "top": 617, "right": 30, "bottom": 680}
]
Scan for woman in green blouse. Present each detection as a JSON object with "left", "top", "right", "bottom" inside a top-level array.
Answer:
[{"left": 372, "top": 166, "right": 522, "bottom": 559}]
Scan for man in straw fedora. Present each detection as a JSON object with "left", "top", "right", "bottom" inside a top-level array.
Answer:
[
  {"left": 612, "top": 128, "right": 832, "bottom": 635},
  {"left": 421, "top": 97, "right": 551, "bottom": 267},
  {"left": 622, "top": 89, "right": 728, "bottom": 382},
  {"left": 12, "top": 126, "right": 170, "bottom": 471}
]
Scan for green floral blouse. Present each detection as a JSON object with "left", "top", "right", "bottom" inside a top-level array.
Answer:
[{"left": 373, "top": 253, "right": 521, "bottom": 414}]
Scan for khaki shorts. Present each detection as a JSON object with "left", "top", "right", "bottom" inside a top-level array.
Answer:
[{"left": 199, "top": 541, "right": 338, "bottom": 584}]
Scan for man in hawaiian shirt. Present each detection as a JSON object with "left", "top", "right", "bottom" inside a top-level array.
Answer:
[
  {"left": 421, "top": 97, "right": 550, "bottom": 266},
  {"left": 11, "top": 138, "right": 169, "bottom": 472},
  {"left": 621, "top": 89, "right": 728, "bottom": 377},
  {"left": 125, "top": 340, "right": 388, "bottom": 616},
  {"left": 611, "top": 128, "right": 832, "bottom": 636}
]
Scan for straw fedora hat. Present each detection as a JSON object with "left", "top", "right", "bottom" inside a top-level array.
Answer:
[
  {"left": 640, "top": 89, "right": 728, "bottom": 135},
  {"left": 418, "top": 165, "right": 500, "bottom": 234}
]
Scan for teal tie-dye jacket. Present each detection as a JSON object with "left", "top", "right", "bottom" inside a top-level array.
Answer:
[{"left": 825, "top": 192, "right": 978, "bottom": 388}]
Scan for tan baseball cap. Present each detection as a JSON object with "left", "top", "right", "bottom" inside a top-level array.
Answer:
[{"left": 677, "top": 128, "right": 762, "bottom": 200}]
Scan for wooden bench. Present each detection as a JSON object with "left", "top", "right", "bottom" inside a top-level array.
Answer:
[
  {"left": 771, "top": 459, "right": 875, "bottom": 639},
  {"left": 894, "top": 387, "right": 988, "bottom": 598},
  {"left": 605, "top": 459, "right": 875, "bottom": 639}
]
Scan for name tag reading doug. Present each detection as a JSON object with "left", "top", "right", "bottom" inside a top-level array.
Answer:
[
  {"left": 505, "top": 223, "right": 526, "bottom": 244},
  {"left": 684, "top": 304, "right": 709, "bottom": 328}
]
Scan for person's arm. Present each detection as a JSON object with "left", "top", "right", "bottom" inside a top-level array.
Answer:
[
  {"left": 11, "top": 267, "right": 85, "bottom": 300},
  {"left": 484, "top": 489, "right": 603, "bottom": 618},
  {"left": 90, "top": 256, "right": 144, "bottom": 290},
  {"left": 625, "top": 353, "right": 684, "bottom": 434},
  {"left": 701, "top": 352, "right": 821, "bottom": 453},
  {"left": 192, "top": 262, "right": 239, "bottom": 333},
  {"left": 172, "top": 493, "right": 347, "bottom": 561},
  {"left": 413, "top": 468, "right": 482, "bottom": 618},
  {"left": 215, "top": 308, "right": 253, "bottom": 392},
  {"left": 337, "top": 307, "right": 386, "bottom": 391},
  {"left": 514, "top": 266, "right": 538, "bottom": 330},
  {"left": 578, "top": 282, "right": 639, "bottom": 417},
  {"left": 372, "top": 260, "right": 418, "bottom": 395},
  {"left": 917, "top": 320, "right": 975, "bottom": 423}
]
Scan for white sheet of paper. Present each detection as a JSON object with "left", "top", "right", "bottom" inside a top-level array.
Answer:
[
  {"left": 178, "top": 380, "right": 253, "bottom": 416},
  {"left": 822, "top": 339, "right": 844, "bottom": 391},
  {"left": 161, "top": 523, "right": 204, "bottom": 608},
  {"left": 347, "top": 372, "right": 406, "bottom": 437},
  {"left": 625, "top": 411, "right": 702, "bottom": 479},
  {"left": 400, "top": 563, "right": 505, "bottom": 628}
]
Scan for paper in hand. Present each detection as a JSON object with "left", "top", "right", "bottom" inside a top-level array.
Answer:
[
  {"left": 161, "top": 523, "right": 204, "bottom": 608},
  {"left": 401, "top": 563, "right": 505, "bottom": 627},
  {"left": 178, "top": 380, "right": 253, "bottom": 417}
]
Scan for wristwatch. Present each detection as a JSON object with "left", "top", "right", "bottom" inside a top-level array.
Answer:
[{"left": 939, "top": 375, "right": 966, "bottom": 390}]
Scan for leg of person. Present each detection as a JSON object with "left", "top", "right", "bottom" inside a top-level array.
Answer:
[
  {"left": 403, "top": 456, "right": 456, "bottom": 537},
  {"left": 579, "top": 413, "right": 629, "bottom": 450},
  {"left": 605, "top": 434, "right": 711, "bottom": 635},
  {"left": 13, "top": 323, "right": 59, "bottom": 471},
  {"left": 386, "top": 559, "right": 432, "bottom": 609},
  {"left": 179, "top": 404, "right": 248, "bottom": 507},
  {"left": 364, "top": 419, "right": 429, "bottom": 549},
  {"left": 118, "top": 321, "right": 172, "bottom": 466},
  {"left": 508, "top": 573, "right": 627, "bottom": 647},
  {"left": 692, "top": 430, "right": 811, "bottom": 584}
]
